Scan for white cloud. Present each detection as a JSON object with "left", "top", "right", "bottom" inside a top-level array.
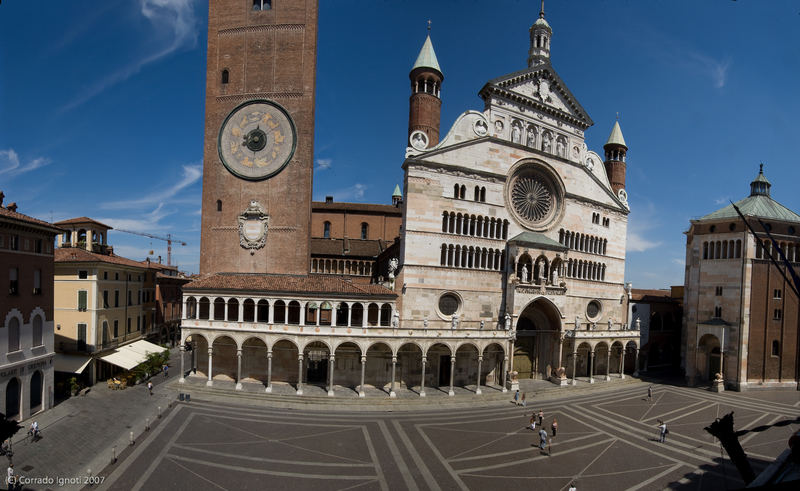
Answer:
[
  {"left": 61, "top": 0, "right": 199, "bottom": 111},
  {"left": 626, "top": 205, "right": 663, "bottom": 253},
  {"left": 315, "top": 158, "right": 332, "bottom": 171},
  {"left": 100, "top": 203, "right": 172, "bottom": 234},
  {"left": 0, "top": 149, "right": 51, "bottom": 177},
  {"left": 714, "top": 196, "right": 730, "bottom": 205},
  {"left": 671, "top": 258, "right": 685, "bottom": 267},
  {"left": 688, "top": 52, "right": 730, "bottom": 89},
  {"left": 102, "top": 164, "right": 201, "bottom": 209},
  {"left": 627, "top": 231, "right": 661, "bottom": 253}
]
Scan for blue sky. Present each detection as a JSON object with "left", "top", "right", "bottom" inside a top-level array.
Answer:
[{"left": 1, "top": 1, "right": 799, "bottom": 288}]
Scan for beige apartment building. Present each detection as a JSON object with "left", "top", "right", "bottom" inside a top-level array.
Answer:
[{"left": 53, "top": 218, "right": 164, "bottom": 386}]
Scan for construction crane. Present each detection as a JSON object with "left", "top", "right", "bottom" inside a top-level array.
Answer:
[{"left": 115, "top": 229, "right": 187, "bottom": 266}]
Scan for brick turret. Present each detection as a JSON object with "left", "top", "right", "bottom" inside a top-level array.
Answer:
[
  {"left": 603, "top": 121, "right": 628, "bottom": 195},
  {"left": 408, "top": 32, "right": 443, "bottom": 149}
]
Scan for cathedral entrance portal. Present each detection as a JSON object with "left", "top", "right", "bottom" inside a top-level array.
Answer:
[{"left": 513, "top": 298, "right": 561, "bottom": 380}]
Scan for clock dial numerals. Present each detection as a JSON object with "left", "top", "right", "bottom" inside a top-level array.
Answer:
[{"left": 218, "top": 100, "right": 297, "bottom": 181}]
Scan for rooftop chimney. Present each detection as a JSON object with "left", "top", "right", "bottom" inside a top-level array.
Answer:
[{"left": 325, "top": 196, "right": 334, "bottom": 203}]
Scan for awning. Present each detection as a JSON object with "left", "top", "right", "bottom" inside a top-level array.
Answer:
[
  {"left": 98, "top": 340, "right": 167, "bottom": 371},
  {"left": 124, "top": 339, "right": 167, "bottom": 357},
  {"left": 54, "top": 354, "right": 92, "bottom": 374},
  {"left": 99, "top": 349, "right": 142, "bottom": 371}
]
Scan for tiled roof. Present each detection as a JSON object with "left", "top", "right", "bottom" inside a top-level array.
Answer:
[
  {"left": 311, "top": 201, "right": 401, "bottom": 215},
  {"left": 311, "top": 238, "right": 389, "bottom": 257},
  {"left": 184, "top": 273, "right": 396, "bottom": 298},
  {"left": 698, "top": 195, "right": 800, "bottom": 223},
  {"left": 55, "top": 247, "right": 148, "bottom": 269},
  {"left": 54, "top": 217, "right": 113, "bottom": 229},
  {"left": 0, "top": 207, "right": 64, "bottom": 233}
]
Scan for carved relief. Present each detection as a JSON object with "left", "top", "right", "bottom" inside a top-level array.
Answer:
[
  {"left": 238, "top": 200, "right": 270, "bottom": 253},
  {"left": 526, "top": 125, "right": 537, "bottom": 147},
  {"left": 511, "top": 120, "right": 522, "bottom": 144},
  {"left": 473, "top": 119, "right": 488, "bottom": 136},
  {"left": 556, "top": 136, "right": 567, "bottom": 158},
  {"left": 541, "top": 131, "right": 553, "bottom": 153}
]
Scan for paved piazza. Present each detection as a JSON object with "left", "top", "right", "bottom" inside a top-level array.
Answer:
[{"left": 97, "top": 384, "right": 799, "bottom": 491}]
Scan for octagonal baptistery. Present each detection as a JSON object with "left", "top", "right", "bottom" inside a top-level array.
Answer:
[{"left": 397, "top": 7, "right": 637, "bottom": 383}]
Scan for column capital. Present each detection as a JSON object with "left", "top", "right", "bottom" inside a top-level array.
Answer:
[
  {"left": 360, "top": 355, "right": 367, "bottom": 363},
  {"left": 392, "top": 356, "right": 397, "bottom": 363},
  {"left": 207, "top": 347, "right": 213, "bottom": 355},
  {"left": 237, "top": 349, "right": 242, "bottom": 356},
  {"left": 478, "top": 355, "right": 483, "bottom": 361},
  {"left": 450, "top": 356, "right": 456, "bottom": 364},
  {"left": 267, "top": 350, "right": 273, "bottom": 357},
  {"left": 298, "top": 354, "right": 304, "bottom": 361},
  {"left": 421, "top": 356, "right": 427, "bottom": 364},
  {"left": 329, "top": 354, "right": 335, "bottom": 361}
]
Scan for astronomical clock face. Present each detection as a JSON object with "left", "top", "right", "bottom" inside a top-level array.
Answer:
[{"left": 218, "top": 100, "right": 297, "bottom": 181}]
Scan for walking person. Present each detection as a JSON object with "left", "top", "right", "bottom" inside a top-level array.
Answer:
[
  {"left": 538, "top": 427, "right": 549, "bottom": 453},
  {"left": 521, "top": 392, "right": 527, "bottom": 407},
  {"left": 538, "top": 409, "right": 544, "bottom": 426},
  {"left": 163, "top": 363, "right": 169, "bottom": 378},
  {"left": 647, "top": 385, "right": 653, "bottom": 403},
  {"left": 530, "top": 414, "right": 536, "bottom": 431},
  {"left": 657, "top": 419, "right": 667, "bottom": 443},
  {"left": 513, "top": 389, "right": 520, "bottom": 406},
  {"left": 147, "top": 381, "right": 154, "bottom": 396},
  {"left": 6, "top": 463, "right": 15, "bottom": 491},
  {"left": 551, "top": 417, "right": 558, "bottom": 438},
  {"left": 568, "top": 482, "right": 577, "bottom": 491}
]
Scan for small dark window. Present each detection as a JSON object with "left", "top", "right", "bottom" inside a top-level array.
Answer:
[
  {"left": 772, "top": 340, "right": 780, "bottom": 356},
  {"left": 710, "top": 225, "right": 716, "bottom": 233},
  {"left": 8, "top": 267, "right": 19, "bottom": 295},
  {"left": 774, "top": 289, "right": 782, "bottom": 299},
  {"left": 774, "top": 309, "right": 782, "bottom": 320},
  {"left": 715, "top": 286, "right": 723, "bottom": 296},
  {"left": 217, "top": 200, "right": 222, "bottom": 212},
  {"left": 789, "top": 226, "right": 796, "bottom": 235},
  {"left": 252, "top": 0, "right": 271, "bottom": 10},
  {"left": 115, "top": 290, "right": 119, "bottom": 307},
  {"left": 323, "top": 221, "right": 331, "bottom": 239},
  {"left": 78, "top": 270, "right": 88, "bottom": 279},
  {"left": 34, "top": 239, "right": 43, "bottom": 253},
  {"left": 361, "top": 223, "right": 368, "bottom": 240},
  {"left": 10, "top": 235, "right": 19, "bottom": 251},
  {"left": 764, "top": 223, "right": 772, "bottom": 231},
  {"left": 113, "top": 320, "right": 119, "bottom": 338},
  {"left": 103, "top": 271, "right": 108, "bottom": 280},
  {"left": 78, "top": 290, "right": 88, "bottom": 312},
  {"left": 103, "top": 290, "right": 109, "bottom": 308},
  {"left": 714, "top": 306, "right": 722, "bottom": 318},
  {"left": 221, "top": 70, "right": 229, "bottom": 84},
  {"left": 115, "top": 272, "right": 119, "bottom": 280},
  {"left": 729, "top": 223, "right": 736, "bottom": 231}
]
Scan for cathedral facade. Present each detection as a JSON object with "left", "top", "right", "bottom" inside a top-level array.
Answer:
[
  {"left": 179, "top": 2, "right": 640, "bottom": 397},
  {"left": 397, "top": 7, "right": 639, "bottom": 385}
]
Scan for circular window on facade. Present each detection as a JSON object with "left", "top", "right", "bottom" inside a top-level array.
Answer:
[
  {"left": 505, "top": 161, "right": 564, "bottom": 231},
  {"left": 586, "top": 300, "right": 602, "bottom": 320},
  {"left": 438, "top": 292, "right": 461, "bottom": 317}
]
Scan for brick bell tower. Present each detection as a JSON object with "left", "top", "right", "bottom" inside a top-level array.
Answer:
[
  {"left": 407, "top": 27, "right": 443, "bottom": 149},
  {"left": 603, "top": 120, "right": 628, "bottom": 195},
  {"left": 199, "top": 0, "right": 318, "bottom": 275}
]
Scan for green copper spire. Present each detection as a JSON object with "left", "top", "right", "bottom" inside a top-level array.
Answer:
[
  {"left": 605, "top": 120, "right": 627, "bottom": 148},
  {"left": 411, "top": 34, "right": 441, "bottom": 74},
  {"left": 392, "top": 184, "right": 402, "bottom": 197}
]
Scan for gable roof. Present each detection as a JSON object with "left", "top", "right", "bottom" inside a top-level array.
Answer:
[
  {"left": 479, "top": 63, "right": 593, "bottom": 130},
  {"left": 311, "top": 238, "right": 391, "bottom": 258},
  {"left": 54, "top": 217, "right": 113, "bottom": 229}
]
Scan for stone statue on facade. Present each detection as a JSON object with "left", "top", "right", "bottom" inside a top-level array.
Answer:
[
  {"left": 608, "top": 319, "right": 613, "bottom": 330},
  {"left": 556, "top": 139, "right": 565, "bottom": 157},
  {"left": 635, "top": 318, "right": 641, "bottom": 330},
  {"left": 521, "top": 264, "right": 528, "bottom": 283},
  {"left": 504, "top": 313, "right": 512, "bottom": 330},
  {"left": 451, "top": 314, "right": 459, "bottom": 329},
  {"left": 388, "top": 257, "right": 398, "bottom": 289},
  {"left": 480, "top": 320, "right": 485, "bottom": 330},
  {"left": 551, "top": 268, "right": 558, "bottom": 286},
  {"left": 423, "top": 316, "right": 428, "bottom": 328},
  {"left": 538, "top": 267, "right": 545, "bottom": 285},
  {"left": 391, "top": 310, "right": 399, "bottom": 328},
  {"left": 526, "top": 126, "right": 536, "bottom": 147},
  {"left": 575, "top": 316, "right": 582, "bottom": 330}
]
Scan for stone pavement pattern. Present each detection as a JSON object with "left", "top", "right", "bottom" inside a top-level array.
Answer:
[
  {"left": 6, "top": 350, "right": 180, "bottom": 490},
  {"left": 96, "top": 384, "right": 800, "bottom": 491}
]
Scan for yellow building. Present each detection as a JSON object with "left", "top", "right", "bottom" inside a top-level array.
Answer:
[{"left": 53, "top": 218, "right": 164, "bottom": 386}]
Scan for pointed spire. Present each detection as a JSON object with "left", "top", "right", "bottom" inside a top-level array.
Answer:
[
  {"left": 605, "top": 120, "right": 627, "bottom": 148},
  {"left": 540, "top": 0, "right": 545, "bottom": 18},
  {"left": 528, "top": 1, "right": 552, "bottom": 67},
  {"left": 411, "top": 33, "right": 441, "bottom": 75},
  {"left": 392, "top": 184, "right": 402, "bottom": 198}
]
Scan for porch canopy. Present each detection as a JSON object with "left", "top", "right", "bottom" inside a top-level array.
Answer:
[
  {"left": 54, "top": 353, "right": 92, "bottom": 374},
  {"left": 99, "top": 340, "right": 168, "bottom": 370}
]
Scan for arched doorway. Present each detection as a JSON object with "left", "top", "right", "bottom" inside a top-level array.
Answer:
[
  {"left": 513, "top": 298, "right": 562, "bottom": 379},
  {"left": 304, "top": 341, "right": 330, "bottom": 385},
  {"left": 211, "top": 336, "right": 237, "bottom": 382},
  {"left": 397, "top": 343, "right": 422, "bottom": 393},
  {"left": 30, "top": 371, "right": 43, "bottom": 414},
  {"left": 272, "top": 340, "right": 299, "bottom": 385},
  {"left": 365, "top": 342, "right": 392, "bottom": 393},
  {"left": 697, "top": 334, "right": 721, "bottom": 382},
  {"left": 241, "top": 338, "right": 268, "bottom": 385},
  {"left": 5, "top": 378, "right": 20, "bottom": 419}
]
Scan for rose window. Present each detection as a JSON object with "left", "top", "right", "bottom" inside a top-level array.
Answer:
[
  {"left": 511, "top": 177, "right": 552, "bottom": 222},
  {"left": 506, "top": 163, "right": 563, "bottom": 230}
]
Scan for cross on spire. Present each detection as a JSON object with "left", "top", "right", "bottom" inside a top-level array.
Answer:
[
  {"left": 759, "top": 162, "right": 764, "bottom": 173},
  {"left": 427, "top": 19, "right": 431, "bottom": 34},
  {"left": 540, "top": 0, "right": 545, "bottom": 18},
  {"left": 616, "top": 111, "right": 619, "bottom": 121}
]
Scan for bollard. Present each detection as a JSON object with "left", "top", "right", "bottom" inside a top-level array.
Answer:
[
  {"left": 111, "top": 445, "right": 117, "bottom": 464},
  {"left": 158, "top": 406, "right": 162, "bottom": 419},
  {"left": 129, "top": 431, "right": 135, "bottom": 446},
  {"left": 145, "top": 418, "right": 150, "bottom": 431}
]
